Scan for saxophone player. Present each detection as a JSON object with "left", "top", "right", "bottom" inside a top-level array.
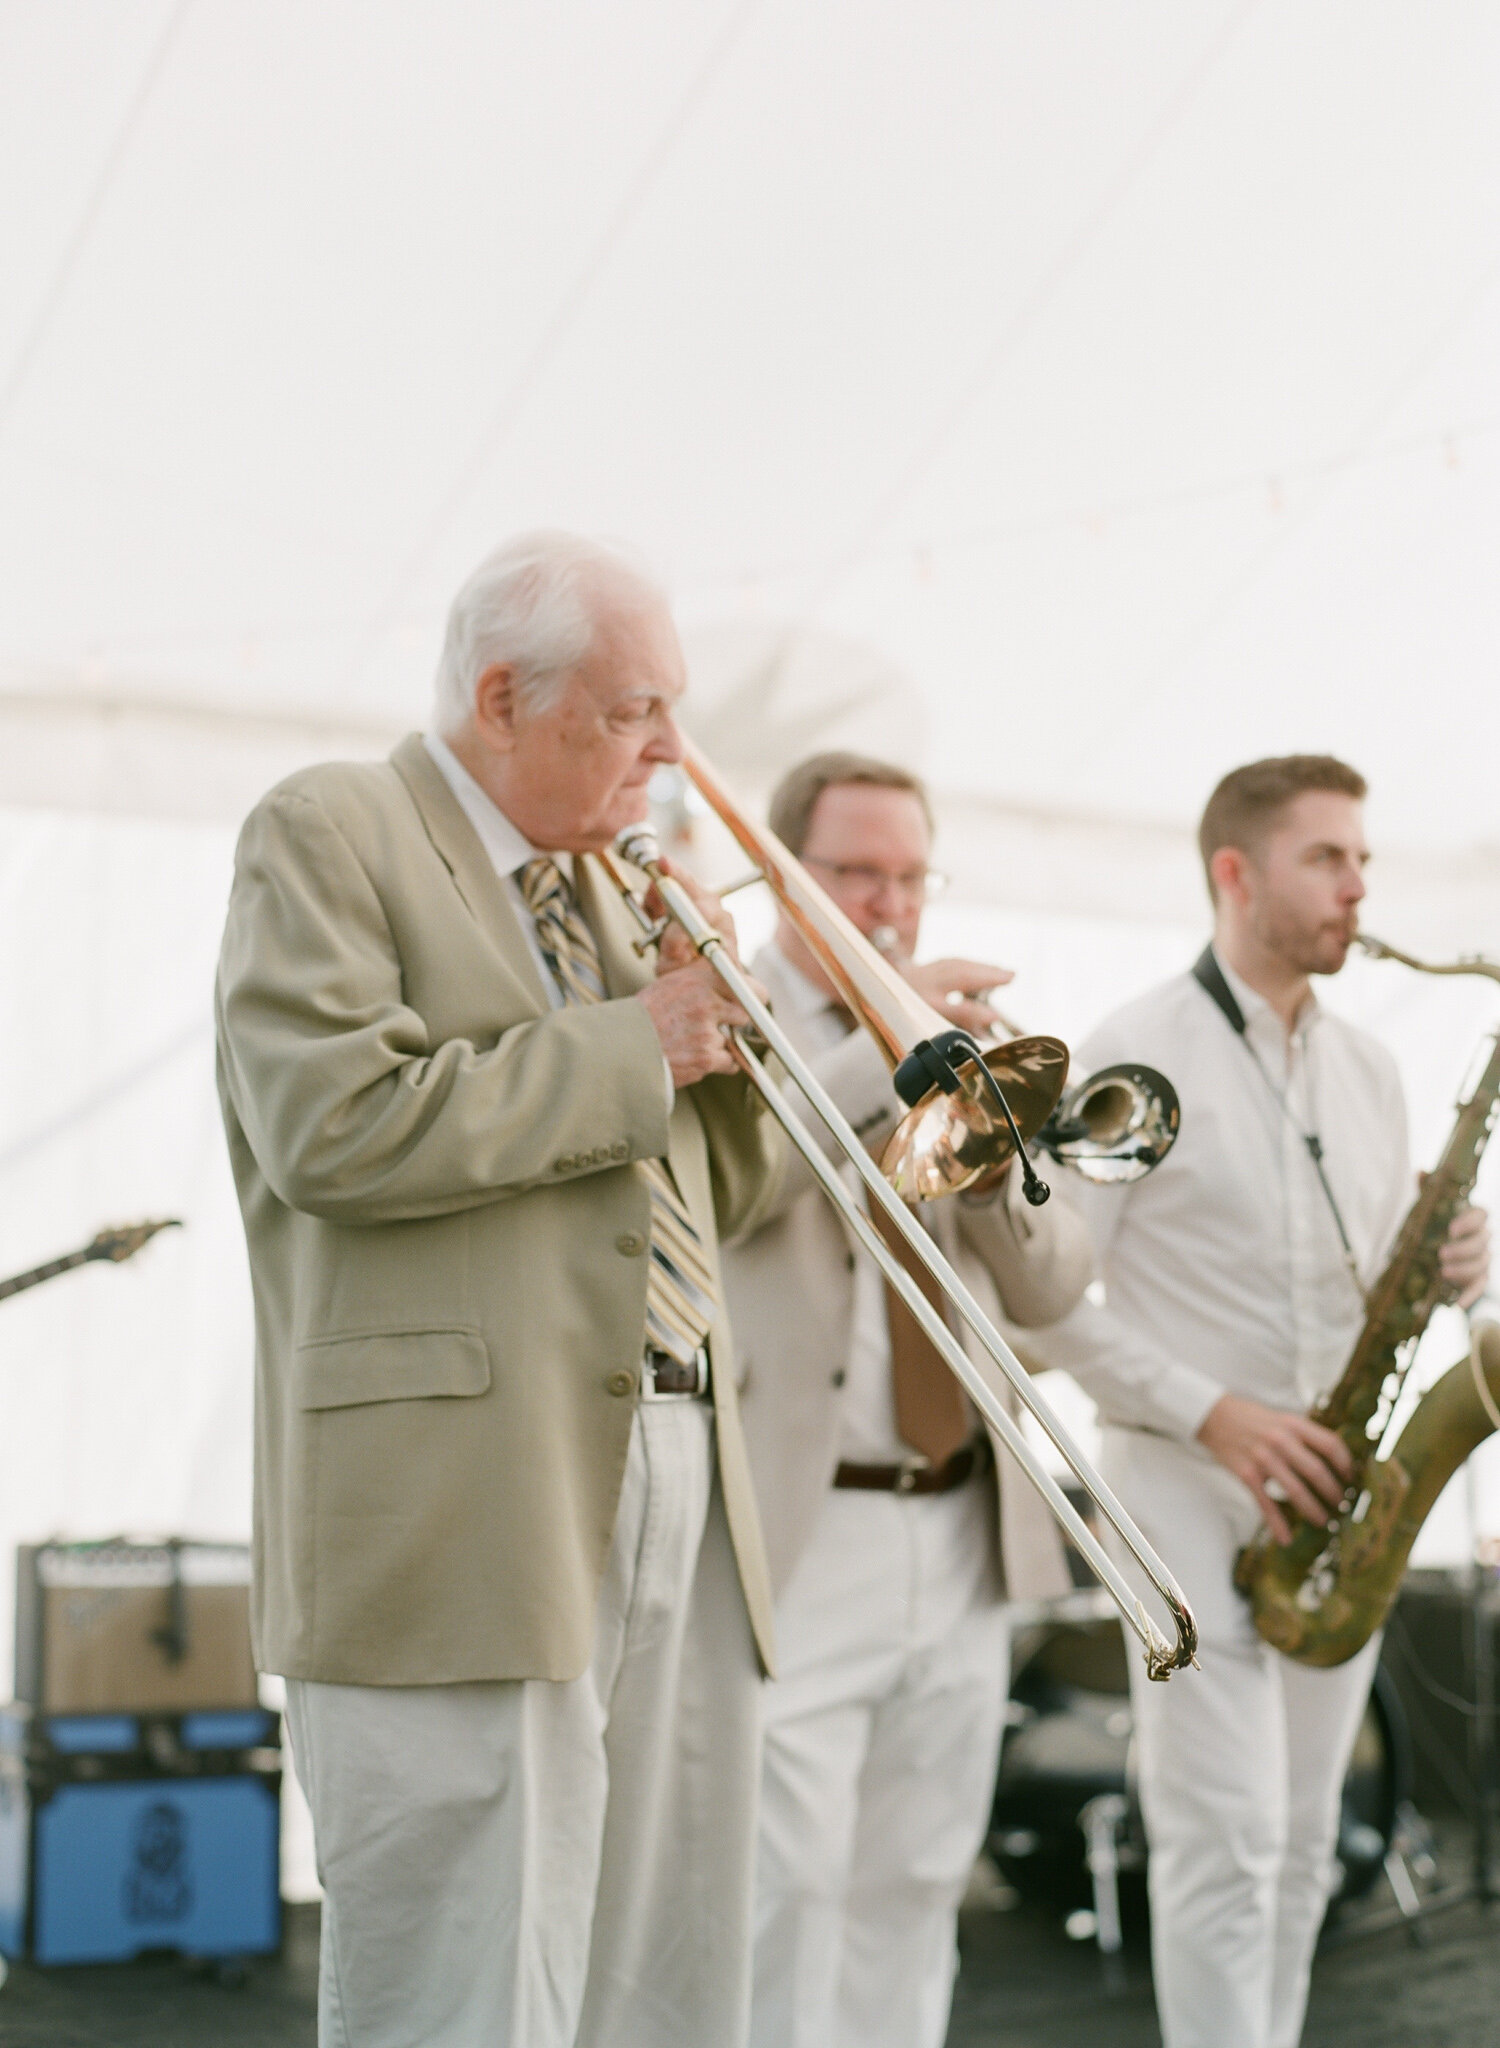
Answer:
[{"left": 1031, "top": 755, "right": 1490, "bottom": 2048}]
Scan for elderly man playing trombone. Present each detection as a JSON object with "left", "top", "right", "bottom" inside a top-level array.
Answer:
[
  {"left": 216, "top": 532, "right": 782, "bottom": 2048},
  {"left": 721, "top": 751, "right": 1094, "bottom": 2048}
]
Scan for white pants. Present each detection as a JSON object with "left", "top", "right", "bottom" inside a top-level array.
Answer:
[
  {"left": 284, "top": 1401, "right": 762, "bottom": 2048},
  {"left": 750, "top": 1479, "right": 1007, "bottom": 2048},
  {"left": 1104, "top": 1427, "right": 1380, "bottom": 2048}
]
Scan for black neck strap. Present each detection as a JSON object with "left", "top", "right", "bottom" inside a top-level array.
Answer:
[
  {"left": 1191, "top": 945, "right": 1247, "bottom": 1036},
  {"left": 1189, "top": 946, "right": 1365, "bottom": 1301}
]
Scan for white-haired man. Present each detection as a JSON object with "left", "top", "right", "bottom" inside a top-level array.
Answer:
[
  {"left": 1032, "top": 756, "right": 1491, "bottom": 2048},
  {"left": 216, "top": 533, "right": 782, "bottom": 2048}
]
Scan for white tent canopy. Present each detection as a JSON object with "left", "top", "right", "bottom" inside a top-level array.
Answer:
[{"left": 2, "top": 5, "right": 1499, "bottom": 1791}]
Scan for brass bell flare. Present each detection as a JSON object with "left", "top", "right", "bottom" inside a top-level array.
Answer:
[
  {"left": 1036, "top": 1062, "right": 1182, "bottom": 1186},
  {"left": 881, "top": 1036, "right": 1070, "bottom": 1200}
]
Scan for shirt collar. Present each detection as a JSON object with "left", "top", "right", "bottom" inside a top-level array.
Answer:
[
  {"left": 1212, "top": 943, "right": 1321, "bottom": 1041},
  {"left": 770, "top": 940, "right": 847, "bottom": 1023},
  {"left": 423, "top": 732, "right": 572, "bottom": 885}
]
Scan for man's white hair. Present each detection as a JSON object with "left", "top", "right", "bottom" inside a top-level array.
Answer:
[{"left": 431, "top": 530, "right": 663, "bottom": 735}]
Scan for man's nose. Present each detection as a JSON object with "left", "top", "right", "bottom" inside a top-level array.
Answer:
[{"left": 649, "top": 711, "right": 685, "bottom": 764}]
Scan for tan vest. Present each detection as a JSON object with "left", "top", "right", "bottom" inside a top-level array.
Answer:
[
  {"left": 725, "top": 944, "right": 1093, "bottom": 1600},
  {"left": 215, "top": 736, "right": 781, "bottom": 1685}
]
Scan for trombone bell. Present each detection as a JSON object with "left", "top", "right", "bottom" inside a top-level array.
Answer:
[
  {"left": 882, "top": 1037, "right": 1072, "bottom": 1199},
  {"left": 1036, "top": 1062, "right": 1181, "bottom": 1185}
]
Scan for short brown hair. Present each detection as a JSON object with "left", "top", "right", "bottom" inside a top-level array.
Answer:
[
  {"left": 767, "top": 751, "right": 933, "bottom": 856},
  {"left": 1198, "top": 754, "right": 1367, "bottom": 899}
]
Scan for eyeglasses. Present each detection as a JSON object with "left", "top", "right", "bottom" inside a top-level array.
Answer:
[{"left": 801, "top": 857, "right": 949, "bottom": 902}]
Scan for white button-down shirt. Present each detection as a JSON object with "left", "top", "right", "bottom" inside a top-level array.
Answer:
[
  {"left": 424, "top": 732, "right": 569, "bottom": 1003},
  {"left": 423, "top": 732, "right": 674, "bottom": 1105},
  {"left": 1034, "top": 948, "right": 1410, "bottom": 1439},
  {"left": 767, "top": 943, "right": 968, "bottom": 1464},
  {"left": 767, "top": 948, "right": 906, "bottom": 1459}
]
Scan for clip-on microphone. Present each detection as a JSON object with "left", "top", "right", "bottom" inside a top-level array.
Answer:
[{"left": 892, "top": 1030, "right": 1051, "bottom": 1206}]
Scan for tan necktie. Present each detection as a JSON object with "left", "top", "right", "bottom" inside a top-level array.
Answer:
[
  {"left": 820, "top": 996, "right": 969, "bottom": 1466},
  {"left": 865, "top": 1197, "right": 971, "bottom": 1466},
  {"left": 519, "top": 857, "right": 718, "bottom": 1366}
]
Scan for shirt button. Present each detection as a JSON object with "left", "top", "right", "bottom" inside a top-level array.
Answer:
[
  {"left": 615, "top": 1231, "right": 646, "bottom": 1256},
  {"left": 554, "top": 1156, "right": 574, "bottom": 1173},
  {"left": 611, "top": 1142, "right": 629, "bottom": 1161},
  {"left": 606, "top": 1369, "right": 637, "bottom": 1398},
  {"left": 831, "top": 1369, "right": 847, "bottom": 1388}
]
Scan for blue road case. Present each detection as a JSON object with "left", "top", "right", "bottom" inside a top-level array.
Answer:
[{"left": 0, "top": 1705, "right": 281, "bottom": 1965}]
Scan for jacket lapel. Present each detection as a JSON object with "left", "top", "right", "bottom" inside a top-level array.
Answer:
[
  {"left": 389, "top": 734, "right": 552, "bottom": 1013},
  {"left": 576, "top": 853, "right": 655, "bottom": 1001}
]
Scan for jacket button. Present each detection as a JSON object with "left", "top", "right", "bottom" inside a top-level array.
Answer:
[
  {"left": 555, "top": 1155, "right": 574, "bottom": 1173},
  {"left": 831, "top": 1369, "right": 847, "bottom": 1388},
  {"left": 615, "top": 1231, "right": 646, "bottom": 1256},
  {"left": 846, "top": 1252, "right": 856, "bottom": 1271},
  {"left": 611, "top": 1141, "right": 629, "bottom": 1161},
  {"left": 606, "top": 1368, "right": 637, "bottom": 1398}
]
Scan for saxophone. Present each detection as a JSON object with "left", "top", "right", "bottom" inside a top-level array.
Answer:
[{"left": 1234, "top": 935, "right": 1500, "bottom": 1667}]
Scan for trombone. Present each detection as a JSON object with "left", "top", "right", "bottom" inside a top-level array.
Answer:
[{"left": 604, "top": 744, "right": 1198, "bottom": 1681}]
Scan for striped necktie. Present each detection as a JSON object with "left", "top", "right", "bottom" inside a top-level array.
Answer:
[{"left": 519, "top": 857, "right": 718, "bottom": 1366}]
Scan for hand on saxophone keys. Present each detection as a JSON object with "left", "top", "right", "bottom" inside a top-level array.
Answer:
[
  {"left": 1196, "top": 1393, "right": 1353, "bottom": 1546},
  {"left": 1430, "top": 1189, "right": 1491, "bottom": 1308}
]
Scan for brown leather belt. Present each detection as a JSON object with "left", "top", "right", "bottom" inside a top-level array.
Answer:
[
  {"left": 833, "top": 1436, "right": 991, "bottom": 1496},
  {"left": 641, "top": 1346, "right": 710, "bottom": 1400}
]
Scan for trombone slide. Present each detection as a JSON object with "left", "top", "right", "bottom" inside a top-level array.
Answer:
[{"left": 612, "top": 835, "right": 1199, "bottom": 1681}]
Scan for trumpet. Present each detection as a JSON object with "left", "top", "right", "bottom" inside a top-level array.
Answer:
[
  {"left": 604, "top": 743, "right": 1198, "bottom": 1681},
  {"left": 866, "top": 925, "right": 1181, "bottom": 1189}
]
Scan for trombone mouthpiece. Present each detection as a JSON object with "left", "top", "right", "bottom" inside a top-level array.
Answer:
[{"left": 613, "top": 825, "right": 662, "bottom": 870}]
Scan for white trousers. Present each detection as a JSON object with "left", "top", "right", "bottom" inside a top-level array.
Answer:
[
  {"left": 284, "top": 1401, "right": 762, "bottom": 2048},
  {"left": 750, "top": 1479, "right": 1007, "bottom": 2048},
  {"left": 1104, "top": 1428, "right": 1379, "bottom": 2048}
]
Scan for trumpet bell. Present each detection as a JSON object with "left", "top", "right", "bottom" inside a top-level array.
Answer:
[
  {"left": 1037, "top": 1062, "right": 1180, "bottom": 1185},
  {"left": 881, "top": 1036, "right": 1070, "bottom": 1200}
]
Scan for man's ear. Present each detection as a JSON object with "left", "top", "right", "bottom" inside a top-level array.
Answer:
[
  {"left": 1210, "top": 844, "right": 1252, "bottom": 908},
  {"left": 472, "top": 664, "right": 519, "bottom": 750}
]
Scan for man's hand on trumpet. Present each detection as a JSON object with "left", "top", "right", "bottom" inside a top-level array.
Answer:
[{"left": 895, "top": 956, "right": 1016, "bottom": 1040}]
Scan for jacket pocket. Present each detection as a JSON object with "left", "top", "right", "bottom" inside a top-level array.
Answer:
[{"left": 292, "top": 1327, "right": 491, "bottom": 1410}]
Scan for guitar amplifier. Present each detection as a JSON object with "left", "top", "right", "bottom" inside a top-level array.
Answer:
[
  {"left": 0, "top": 1705, "right": 281, "bottom": 1965},
  {"left": 15, "top": 1542, "right": 257, "bottom": 1715},
  {"left": 1381, "top": 1566, "right": 1500, "bottom": 1818}
]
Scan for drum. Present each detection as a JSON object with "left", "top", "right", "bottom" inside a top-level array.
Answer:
[{"left": 988, "top": 1598, "right": 1411, "bottom": 1915}]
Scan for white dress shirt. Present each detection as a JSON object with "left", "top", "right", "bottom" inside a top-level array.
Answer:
[
  {"left": 766, "top": 945, "right": 940, "bottom": 1464},
  {"left": 1033, "top": 947, "right": 1410, "bottom": 1439},
  {"left": 423, "top": 732, "right": 570, "bottom": 1001},
  {"left": 423, "top": 731, "right": 673, "bottom": 1106}
]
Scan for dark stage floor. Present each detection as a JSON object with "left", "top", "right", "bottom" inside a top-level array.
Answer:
[{"left": 0, "top": 1844, "right": 1497, "bottom": 2046}]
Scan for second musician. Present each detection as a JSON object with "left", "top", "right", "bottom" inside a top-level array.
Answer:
[{"left": 723, "top": 751, "right": 1093, "bottom": 2048}]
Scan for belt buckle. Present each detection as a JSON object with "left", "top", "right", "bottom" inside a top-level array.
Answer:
[{"left": 641, "top": 1346, "right": 709, "bottom": 1401}]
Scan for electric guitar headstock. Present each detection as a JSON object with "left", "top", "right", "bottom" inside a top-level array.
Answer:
[{"left": 83, "top": 1219, "right": 183, "bottom": 1265}]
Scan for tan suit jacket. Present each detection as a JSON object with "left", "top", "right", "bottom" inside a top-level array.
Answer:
[
  {"left": 726, "top": 943, "right": 1094, "bottom": 1600},
  {"left": 215, "top": 735, "right": 780, "bottom": 1686}
]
